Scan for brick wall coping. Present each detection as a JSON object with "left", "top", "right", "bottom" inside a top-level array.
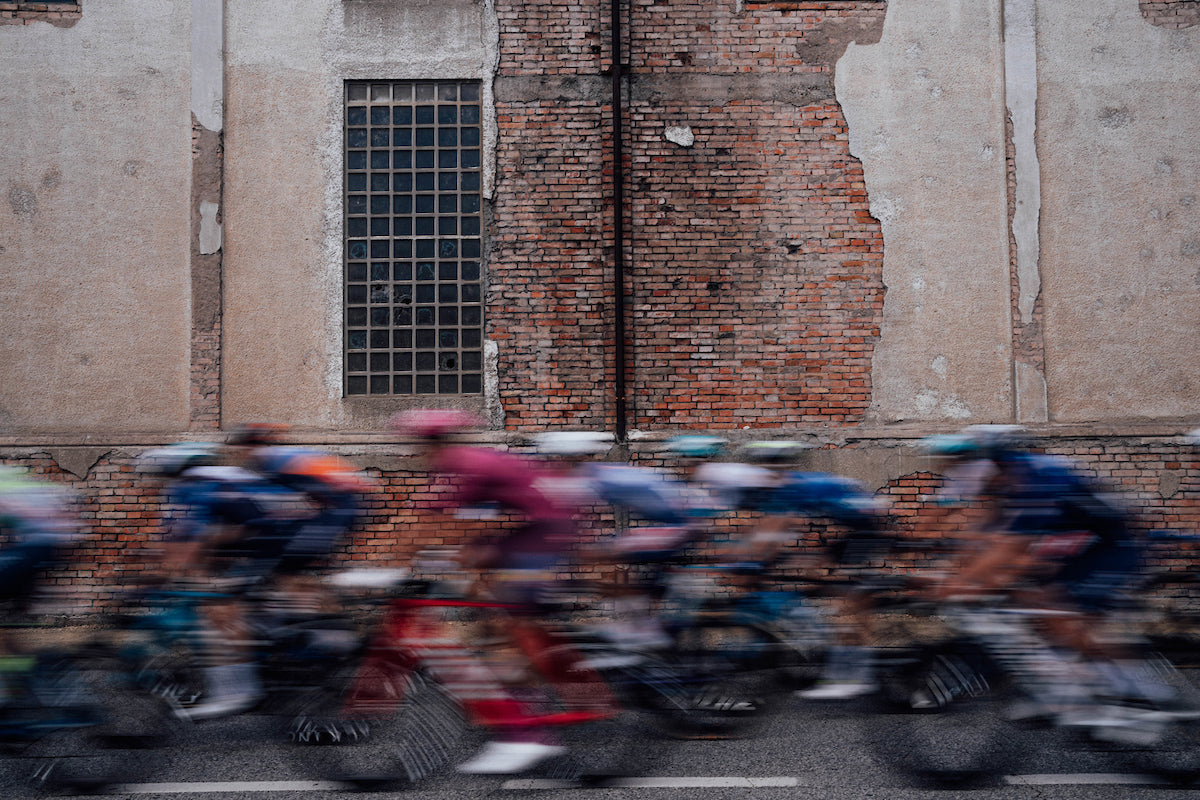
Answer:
[{"left": 1, "top": 422, "right": 1197, "bottom": 450}]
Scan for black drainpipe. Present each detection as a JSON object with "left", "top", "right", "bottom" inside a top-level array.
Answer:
[{"left": 611, "top": 0, "right": 628, "bottom": 442}]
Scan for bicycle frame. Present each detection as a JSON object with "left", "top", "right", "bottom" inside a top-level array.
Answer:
[{"left": 341, "top": 593, "right": 618, "bottom": 730}]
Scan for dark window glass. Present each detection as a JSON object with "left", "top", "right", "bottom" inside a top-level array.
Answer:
[{"left": 345, "top": 80, "right": 485, "bottom": 396}]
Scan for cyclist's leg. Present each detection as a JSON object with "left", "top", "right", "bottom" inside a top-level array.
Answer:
[
  {"left": 799, "top": 537, "right": 883, "bottom": 699},
  {"left": 458, "top": 551, "right": 592, "bottom": 774},
  {"left": 186, "top": 548, "right": 268, "bottom": 720}
]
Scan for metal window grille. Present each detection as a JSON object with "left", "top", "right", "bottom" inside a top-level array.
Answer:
[{"left": 344, "top": 80, "right": 484, "bottom": 396}]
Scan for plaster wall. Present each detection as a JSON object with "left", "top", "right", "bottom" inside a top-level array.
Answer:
[
  {"left": 221, "top": 0, "right": 497, "bottom": 431},
  {"left": 1036, "top": 0, "right": 1200, "bottom": 422},
  {"left": 0, "top": 0, "right": 192, "bottom": 433},
  {"left": 836, "top": 0, "right": 1014, "bottom": 425}
]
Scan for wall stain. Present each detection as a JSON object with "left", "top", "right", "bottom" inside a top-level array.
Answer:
[{"left": 9, "top": 186, "right": 37, "bottom": 217}]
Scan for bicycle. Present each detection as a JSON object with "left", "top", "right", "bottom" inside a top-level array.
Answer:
[
  {"left": 0, "top": 610, "right": 176, "bottom": 793},
  {"left": 287, "top": 560, "right": 758, "bottom": 787},
  {"left": 864, "top": 593, "right": 1200, "bottom": 787}
]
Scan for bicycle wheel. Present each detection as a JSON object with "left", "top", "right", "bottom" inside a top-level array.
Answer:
[
  {"left": 580, "top": 641, "right": 763, "bottom": 741},
  {"left": 0, "top": 649, "right": 180, "bottom": 793},
  {"left": 1105, "top": 654, "right": 1200, "bottom": 784},
  {"left": 133, "top": 644, "right": 206, "bottom": 719},
  {"left": 287, "top": 657, "right": 469, "bottom": 788},
  {"left": 865, "top": 645, "right": 1022, "bottom": 787}
]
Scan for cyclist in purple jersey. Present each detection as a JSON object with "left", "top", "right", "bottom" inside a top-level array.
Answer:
[
  {"left": 389, "top": 411, "right": 584, "bottom": 775},
  {"left": 425, "top": 443, "right": 577, "bottom": 569}
]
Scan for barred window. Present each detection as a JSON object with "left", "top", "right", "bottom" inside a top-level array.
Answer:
[{"left": 344, "top": 81, "right": 484, "bottom": 396}]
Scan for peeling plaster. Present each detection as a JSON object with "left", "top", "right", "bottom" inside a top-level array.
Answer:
[
  {"left": 1159, "top": 470, "right": 1182, "bottom": 499},
  {"left": 48, "top": 448, "right": 110, "bottom": 479},
  {"left": 199, "top": 200, "right": 222, "bottom": 255},
  {"left": 1015, "top": 359, "right": 1048, "bottom": 423},
  {"left": 836, "top": 0, "right": 1013, "bottom": 424},
  {"left": 665, "top": 126, "right": 695, "bottom": 147},
  {"left": 484, "top": 339, "right": 503, "bottom": 427},
  {"left": 1005, "top": 0, "right": 1041, "bottom": 325},
  {"left": 191, "top": 0, "right": 224, "bottom": 133}
]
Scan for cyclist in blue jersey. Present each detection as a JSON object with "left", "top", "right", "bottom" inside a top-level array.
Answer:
[
  {"left": 732, "top": 443, "right": 890, "bottom": 700},
  {"left": 0, "top": 468, "right": 81, "bottom": 639},
  {"left": 229, "top": 425, "right": 372, "bottom": 612},
  {"left": 928, "top": 426, "right": 1138, "bottom": 617},
  {"left": 926, "top": 426, "right": 1160, "bottom": 713},
  {"left": 573, "top": 436, "right": 733, "bottom": 648},
  {"left": 140, "top": 441, "right": 310, "bottom": 719}
]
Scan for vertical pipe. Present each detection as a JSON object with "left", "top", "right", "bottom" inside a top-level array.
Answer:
[{"left": 611, "top": 0, "right": 628, "bottom": 441}]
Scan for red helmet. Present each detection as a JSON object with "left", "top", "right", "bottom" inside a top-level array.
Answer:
[{"left": 388, "top": 409, "right": 481, "bottom": 440}]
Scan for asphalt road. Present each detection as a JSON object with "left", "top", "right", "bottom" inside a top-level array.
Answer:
[{"left": 8, "top": 691, "right": 1200, "bottom": 800}]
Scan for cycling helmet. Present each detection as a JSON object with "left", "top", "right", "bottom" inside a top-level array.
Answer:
[
  {"left": 922, "top": 425, "right": 1025, "bottom": 460},
  {"left": 136, "top": 442, "right": 222, "bottom": 477},
  {"left": 740, "top": 440, "right": 814, "bottom": 464},
  {"left": 533, "top": 431, "right": 615, "bottom": 456},
  {"left": 388, "top": 409, "right": 482, "bottom": 440},
  {"left": 228, "top": 423, "right": 289, "bottom": 447},
  {"left": 920, "top": 433, "right": 978, "bottom": 457},
  {"left": 662, "top": 435, "right": 728, "bottom": 459}
]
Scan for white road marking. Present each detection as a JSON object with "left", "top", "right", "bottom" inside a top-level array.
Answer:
[
  {"left": 1005, "top": 773, "right": 1167, "bottom": 786},
  {"left": 502, "top": 777, "right": 801, "bottom": 790},
  {"left": 96, "top": 773, "right": 1173, "bottom": 793},
  {"left": 106, "top": 780, "right": 352, "bottom": 794}
]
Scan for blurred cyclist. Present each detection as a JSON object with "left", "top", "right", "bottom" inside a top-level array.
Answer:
[
  {"left": 139, "top": 440, "right": 309, "bottom": 720},
  {"left": 390, "top": 410, "right": 608, "bottom": 775},
  {"left": 228, "top": 424, "right": 372, "bottom": 613},
  {"left": 0, "top": 468, "right": 83, "bottom": 709},
  {"left": 0, "top": 468, "right": 82, "bottom": 661},
  {"left": 925, "top": 425, "right": 1155, "bottom": 710},
  {"left": 569, "top": 435, "right": 731, "bottom": 648},
  {"left": 731, "top": 442, "right": 891, "bottom": 700}
]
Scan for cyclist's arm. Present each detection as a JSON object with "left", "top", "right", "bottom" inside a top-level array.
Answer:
[{"left": 935, "top": 532, "right": 1034, "bottom": 598}]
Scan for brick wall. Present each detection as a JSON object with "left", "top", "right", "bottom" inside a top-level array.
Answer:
[
  {"left": 0, "top": 1, "right": 80, "bottom": 26},
  {"left": 4, "top": 433, "right": 1198, "bottom": 615},
  {"left": 1141, "top": 0, "right": 1200, "bottom": 28},
  {"left": 490, "top": 0, "right": 886, "bottom": 431}
]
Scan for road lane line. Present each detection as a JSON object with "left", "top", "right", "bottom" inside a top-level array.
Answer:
[
  {"left": 100, "top": 773, "right": 1172, "bottom": 793},
  {"left": 107, "top": 780, "right": 353, "bottom": 794},
  {"left": 1005, "top": 773, "right": 1166, "bottom": 786},
  {"left": 502, "top": 777, "right": 802, "bottom": 789}
]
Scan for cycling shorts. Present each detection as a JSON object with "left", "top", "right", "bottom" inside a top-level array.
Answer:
[
  {"left": 1048, "top": 540, "right": 1141, "bottom": 613},
  {"left": 0, "top": 541, "right": 59, "bottom": 601}
]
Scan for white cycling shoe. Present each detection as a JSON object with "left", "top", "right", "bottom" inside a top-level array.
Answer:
[
  {"left": 178, "top": 690, "right": 263, "bottom": 721},
  {"left": 456, "top": 741, "right": 568, "bottom": 775},
  {"left": 797, "top": 680, "right": 878, "bottom": 701}
]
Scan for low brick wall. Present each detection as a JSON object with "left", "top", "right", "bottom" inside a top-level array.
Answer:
[{"left": 3, "top": 428, "right": 1197, "bottom": 618}]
